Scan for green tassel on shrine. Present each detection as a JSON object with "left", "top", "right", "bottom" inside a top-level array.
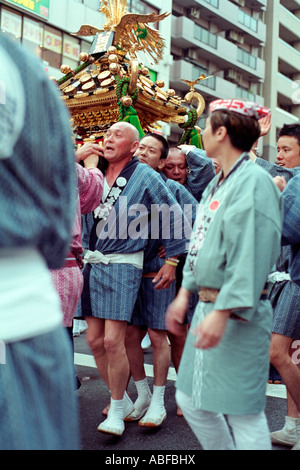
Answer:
[
  {"left": 136, "top": 23, "right": 148, "bottom": 40},
  {"left": 189, "top": 128, "right": 203, "bottom": 149},
  {"left": 122, "top": 106, "right": 145, "bottom": 139}
]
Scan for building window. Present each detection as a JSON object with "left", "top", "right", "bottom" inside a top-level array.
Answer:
[
  {"left": 83, "top": 0, "right": 100, "bottom": 9},
  {"left": 63, "top": 33, "right": 81, "bottom": 69},
  {"left": 237, "top": 47, "right": 257, "bottom": 69},
  {"left": 72, "top": 0, "right": 100, "bottom": 8},
  {"left": 194, "top": 25, "right": 217, "bottom": 49},
  {"left": 81, "top": 39, "right": 93, "bottom": 55},
  {"left": 192, "top": 66, "right": 216, "bottom": 90},
  {"left": 236, "top": 86, "right": 255, "bottom": 101},
  {"left": 43, "top": 25, "right": 63, "bottom": 69},
  {"left": 0, "top": 4, "right": 96, "bottom": 71},
  {"left": 238, "top": 10, "right": 258, "bottom": 32},
  {"left": 129, "top": 0, "right": 158, "bottom": 15},
  {"left": 203, "top": 0, "right": 219, "bottom": 8},
  {"left": 23, "top": 16, "right": 44, "bottom": 58},
  {"left": 0, "top": 7, "right": 22, "bottom": 42}
]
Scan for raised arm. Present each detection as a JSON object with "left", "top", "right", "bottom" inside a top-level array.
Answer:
[{"left": 179, "top": 145, "right": 216, "bottom": 201}]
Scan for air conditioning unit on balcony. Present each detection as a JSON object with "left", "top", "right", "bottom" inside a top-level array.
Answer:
[
  {"left": 188, "top": 49, "right": 198, "bottom": 60},
  {"left": 228, "top": 30, "right": 245, "bottom": 45},
  {"left": 189, "top": 8, "right": 201, "bottom": 19},
  {"left": 225, "top": 69, "right": 243, "bottom": 84}
]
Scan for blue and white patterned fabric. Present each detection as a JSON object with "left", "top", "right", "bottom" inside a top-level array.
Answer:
[
  {"left": 255, "top": 156, "right": 300, "bottom": 182},
  {"left": 282, "top": 173, "right": 300, "bottom": 287},
  {"left": 0, "top": 34, "right": 76, "bottom": 269},
  {"left": 142, "top": 175, "right": 198, "bottom": 273},
  {"left": 256, "top": 157, "right": 300, "bottom": 338},
  {"left": 0, "top": 33, "right": 79, "bottom": 451},
  {"left": 131, "top": 174, "right": 198, "bottom": 329},
  {"left": 80, "top": 163, "right": 191, "bottom": 321},
  {"left": 184, "top": 149, "right": 215, "bottom": 201}
]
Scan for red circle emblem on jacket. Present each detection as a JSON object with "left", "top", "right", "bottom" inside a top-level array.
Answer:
[{"left": 209, "top": 200, "right": 220, "bottom": 211}]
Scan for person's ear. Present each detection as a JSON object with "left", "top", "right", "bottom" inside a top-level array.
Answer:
[
  {"left": 158, "top": 159, "right": 165, "bottom": 170},
  {"left": 216, "top": 126, "right": 227, "bottom": 142},
  {"left": 131, "top": 141, "right": 140, "bottom": 154}
]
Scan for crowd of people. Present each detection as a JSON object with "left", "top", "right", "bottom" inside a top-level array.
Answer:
[{"left": 1, "top": 34, "right": 300, "bottom": 451}]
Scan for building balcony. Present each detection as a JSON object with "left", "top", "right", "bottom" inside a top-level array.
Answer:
[
  {"left": 279, "top": 5, "right": 300, "bottom": 44},
  {"left": 170, "top": 59, "right": 264, "bottom": 106},
  {"left": 173, "top": 0, "right": 266, "bottom": 46},
  {"left": 280, "top": 0, "right": 300, "bottom": 12},
  {"left": 277, "top": 72, "right": 297, "bottom": 105},
  {"left": 274, "top": 106, "right": 300, "bottom": 130},
  {"left": 171, "top": 16, "right": 265, "bottom": 82},
  {"left": 249, "top": 0, "right": 267, "bottom": 9},
  {"left": 278, "top": 39, "right": 300, "bottom": 76}
]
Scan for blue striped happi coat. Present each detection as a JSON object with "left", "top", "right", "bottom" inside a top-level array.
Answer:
[
  {"left": 184, "top": 149, "right": 215, "bottom": 201},
  {"left": 256, "top": 157, "right": 300, "bottom": 338},
  {"left": 131, "top": 174, "right": 199, "bottom": 329},
  {"left": 80, "top": 162, "right": 190, "bottom": 321},
  {"left": 282, "top": 173, "right": 300, "bottom": 286}
]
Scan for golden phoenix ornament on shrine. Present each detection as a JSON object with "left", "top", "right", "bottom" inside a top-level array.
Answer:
[{"left": 55, "top": 0, "right": 207, "bottom": 146}]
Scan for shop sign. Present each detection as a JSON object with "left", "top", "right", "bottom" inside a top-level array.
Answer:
[{"left": 5, "top": 0, "right": 50, "bottom": 19}]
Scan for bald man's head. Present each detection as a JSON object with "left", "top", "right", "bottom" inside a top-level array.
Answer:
[{"left": 103, "top": 122, "right": 140, "bottom": 163}]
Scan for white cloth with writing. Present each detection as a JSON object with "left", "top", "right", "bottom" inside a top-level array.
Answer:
[{"left": 0, "top": 45, "right": 25, "bottom": 159}]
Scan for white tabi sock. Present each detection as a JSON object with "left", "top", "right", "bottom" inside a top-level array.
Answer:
[
  {"left": 97, "top": 397, "right": 125, "bottom": 436},
  {"left": 149, "top": 385, "right": 166, "bottom": 413},
  {"left": 139, "top": 385, "right": 167, "bottom": 426},
  {"left": 134, "top": 378, "right": 152, "bottom": 409},
  {"left": 109, "top": 398, "right": 124, "bottom": 420},
  {"left": 123, "top": 391, "right": 134, "bottom": 418},
  {"left": 125, "top": 379, "right": 152, "bottom": 421}
]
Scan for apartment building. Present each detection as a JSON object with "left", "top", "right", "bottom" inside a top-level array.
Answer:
[
  {"left": 169, "top": 0, "right": 300, "bottom": 158},
  {"left": 264, "top": 0, "right": 300, "bottom": 160},
  {"left": 169, "top": 0, "right": 268, "bottom": 147},
  {"left": 1, "top": 0, "right": 299, "bottom": 160}
]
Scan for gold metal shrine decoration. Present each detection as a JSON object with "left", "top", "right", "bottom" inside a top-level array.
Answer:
[{"left": 53, "top": 0, "right": 208, "bottom": 146}]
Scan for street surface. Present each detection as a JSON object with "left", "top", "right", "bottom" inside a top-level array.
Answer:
[{"left": 74, "top": 331, "right": 290, "bottom": 458}]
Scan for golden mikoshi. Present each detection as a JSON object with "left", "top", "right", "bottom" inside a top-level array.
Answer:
[{"left": 54, "top": 0, "right": 208, "bottom": 147}]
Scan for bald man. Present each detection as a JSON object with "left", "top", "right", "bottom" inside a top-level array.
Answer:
[{"left": 79, "top": 123, "right": 189, "bottom": 436}]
